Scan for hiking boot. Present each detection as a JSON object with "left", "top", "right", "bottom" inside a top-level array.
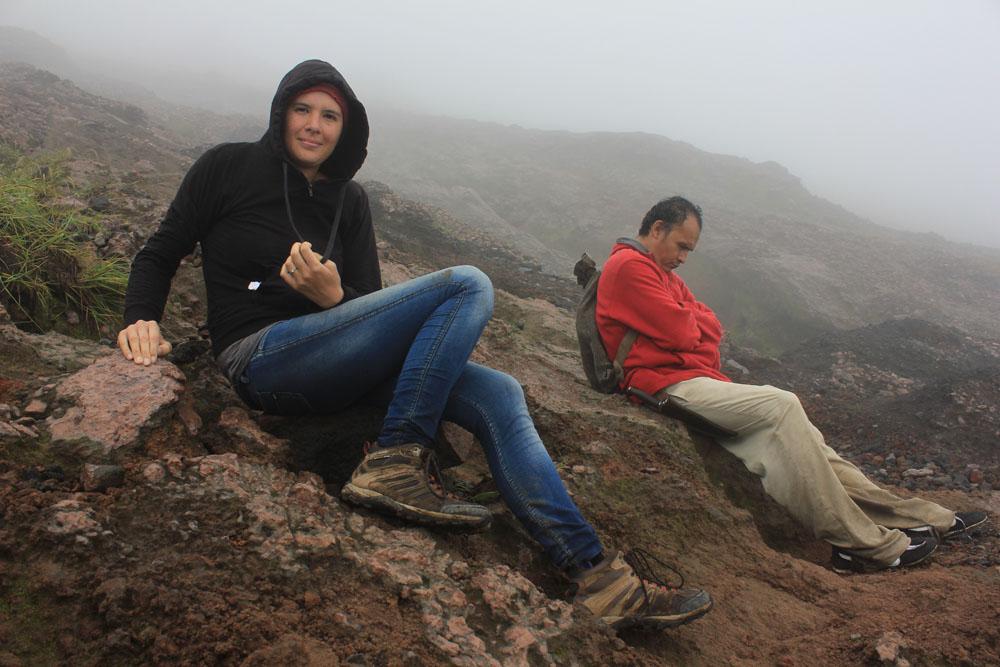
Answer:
[
  {"left": 566, "top": 549, "right": 712, "bottom": 630},
  {"left": 341, "top": 444, "right": 492, "bottom": 530},
  {"left": 830, "top": 534, "right": 938, "bottom": 574},
  {"left": 904, "top": 511, "right": 989, "bottom": 540}
]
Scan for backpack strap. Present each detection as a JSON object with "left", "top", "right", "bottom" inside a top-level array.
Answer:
[
  {"left": 609, "top": 239, "right": 647, "bottom": 384},
  {"left": 612, "top": 328, "right": 639, "bottom": 384}
]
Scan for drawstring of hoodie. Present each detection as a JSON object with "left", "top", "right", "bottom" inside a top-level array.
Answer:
[{"left": 282, "top": 161, "right": 348, "bottom": 264}]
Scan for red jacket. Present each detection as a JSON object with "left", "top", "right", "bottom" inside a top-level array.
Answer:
[{"left": 595, "top": 241, "right": 730, "bottom": 394}]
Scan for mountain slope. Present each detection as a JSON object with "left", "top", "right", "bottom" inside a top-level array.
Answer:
[
  {"left": 360, "top": 110, "right": 1000, "bottom": 353},
  {"left": 0, "top": 65, "right": 998, "bottom": 664}
]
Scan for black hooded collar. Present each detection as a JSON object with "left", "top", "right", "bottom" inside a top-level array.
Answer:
[{"left": 261, "top": 59, "right": 369, "bottom": 181}]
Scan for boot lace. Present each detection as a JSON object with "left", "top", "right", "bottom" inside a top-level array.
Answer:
[
  {"left": 421, "top": 447, "right": 460, "bottom": 500},
  {"left": 623, "top": 548, "right": 685, "bottom": 607}
]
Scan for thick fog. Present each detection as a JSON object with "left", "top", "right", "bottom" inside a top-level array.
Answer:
[{"left": 3, "top": 0, "right": 998, "bottom": 248}]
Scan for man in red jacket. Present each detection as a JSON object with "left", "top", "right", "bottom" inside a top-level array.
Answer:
[{"left": 595, "top": 196, "right": 987, "bottom": 572}]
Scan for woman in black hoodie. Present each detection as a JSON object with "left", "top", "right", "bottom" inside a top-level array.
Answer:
[{"left": 119, "top": 59, "right": 712, "bottom": 630}]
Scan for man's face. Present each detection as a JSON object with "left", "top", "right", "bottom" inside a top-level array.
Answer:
[{"left": 643, "top": 213, "right": 701, "bottom": 273}]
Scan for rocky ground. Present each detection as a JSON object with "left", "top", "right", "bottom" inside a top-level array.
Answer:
[{"left": 2, "top": 62, "right": 999, "bottom": 666}]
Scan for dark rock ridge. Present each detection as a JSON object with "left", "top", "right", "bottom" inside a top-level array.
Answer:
[{"left": 1, "top": 62, "right": 999, "bottom": 666}]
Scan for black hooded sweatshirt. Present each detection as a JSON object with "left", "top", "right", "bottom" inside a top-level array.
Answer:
[{"left": 123, "top": 60, "right": 381, "bottom": 357}]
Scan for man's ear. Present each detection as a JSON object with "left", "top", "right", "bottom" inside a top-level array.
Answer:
[{"left": 651, "top": 220, "right": 666, "bottom": 238}]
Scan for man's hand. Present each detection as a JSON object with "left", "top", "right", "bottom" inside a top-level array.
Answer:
[
  {"left": 118, "top": 319, "right": 172, "bottom": 366},
  {"left": 280, "top": 241, "right": 344, "bottom": 308}
]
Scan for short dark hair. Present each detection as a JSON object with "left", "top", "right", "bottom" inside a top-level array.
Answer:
[{"left": 638, "top": 196, "right": 703, "bottom": 236}]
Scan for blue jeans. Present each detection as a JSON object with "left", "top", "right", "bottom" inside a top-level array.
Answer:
[{"left": 240, "top": 266, "right": 602, "bottom": 568}]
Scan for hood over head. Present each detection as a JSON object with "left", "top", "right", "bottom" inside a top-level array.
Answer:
[{"left": 263, "top": 59, "right": 369, "bottom": 180}]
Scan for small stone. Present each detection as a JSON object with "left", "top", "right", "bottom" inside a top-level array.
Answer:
[
  {"left": 131, "top": 159, "right": 156, "bottom": 174},
  {"left": 0, "top": 422, "right": 23, "bottom": 443},
  {"left": 708, "top": 507, "right": 730, "bottom": 523},
  {"left": 875, "top": 630, "right": 907, "bottom": 663},
  {"left": 88, "top": 196, "right": 111, "bottom": 212},
  {"left": 142, "top": 463, "right": 166, "bottom": 484},
  {"left": 724, "top": 358, "right": 750, "bottom": 375},
  {"left": 23, "top": 399, "right": 47, "bottom": 417},
  {"left": 81, "top": 464, "right": 126, "bottom": 492},
  {"left": 571, "top": 465, "right": 587, "bottom": 474}
]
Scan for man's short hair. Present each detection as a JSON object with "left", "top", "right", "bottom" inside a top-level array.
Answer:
[{"left": 639, "top": 196, "right": 703, "bottom": 236}]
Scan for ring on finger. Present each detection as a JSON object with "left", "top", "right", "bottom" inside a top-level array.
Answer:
[{"left": 288, "top": 266, "right": 296, "bottom": 274}]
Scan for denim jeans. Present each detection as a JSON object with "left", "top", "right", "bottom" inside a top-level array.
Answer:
[{"left": 240, "top": 266, "right": 602, "bottom": 568}]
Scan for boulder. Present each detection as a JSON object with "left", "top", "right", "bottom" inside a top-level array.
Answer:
[{"left": 48, "top": 354, "right": 186, "bottom": 453}]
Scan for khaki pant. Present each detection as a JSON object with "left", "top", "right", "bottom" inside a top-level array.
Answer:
[{"left": 665, "top": 377, "right": 954, "bottom": 566}]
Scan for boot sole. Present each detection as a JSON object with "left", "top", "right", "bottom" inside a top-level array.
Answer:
[
  {"left": 341, "top": 483, "right": 492, "bottom": 530},
  {"left": 606, "top": 598, "right": 713, "bottom": 630}
]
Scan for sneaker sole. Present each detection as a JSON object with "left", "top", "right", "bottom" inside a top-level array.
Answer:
[
  {"left": 605, "top": 598, "right": 713, "bottom": 630},
  {"left": 832, "top": 543, "right": 936, "bottom": 574},
  {"left": 341, "top": 483, "right": 492, "bottom": 530}
]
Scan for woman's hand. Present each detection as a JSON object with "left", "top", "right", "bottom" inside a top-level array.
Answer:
[
  {"left": 118, "top": 319, "right": 172, "bottom": 365},
  {"left": 280, "top": 241, "right": 344, "bottom": 309}
]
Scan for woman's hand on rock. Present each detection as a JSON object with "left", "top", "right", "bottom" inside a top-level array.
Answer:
[
  {"left": 118, "top": 319, "right": 172, "bottom": 365},
  {"left": 280, "top": 241, "right": 344, "bottom": 309}
]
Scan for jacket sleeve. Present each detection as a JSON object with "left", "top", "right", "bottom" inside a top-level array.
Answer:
[
  {"left": 679, "top": 280, "right": 723, "bottom": 346},
  {"left": 337, "top": 184, "right": 381, "bottom": 303},
  {"left": 123, "top": 150, "right": 225, "bottom": 326},
  {"left": 607, "top": 258, "right": 705, "bottom": 352}
]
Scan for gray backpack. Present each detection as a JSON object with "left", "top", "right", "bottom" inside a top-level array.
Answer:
[{"left": 573, "top": 238, "right": 647, "bottom": 393}]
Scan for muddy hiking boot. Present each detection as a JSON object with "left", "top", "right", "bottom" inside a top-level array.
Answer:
[
  {"left": 341, "top": 443, "right": 492, "bottom": 530},
  {"left": 566, "top": 549, "right": 713, "bottom": 630},
  {"left": 830, "top": 534, "right": 938, "bottom": 574}
]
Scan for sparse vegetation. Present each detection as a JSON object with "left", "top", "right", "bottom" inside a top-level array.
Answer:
[{"left": 0, "top": 147, "right": 128, "bottom": 336}]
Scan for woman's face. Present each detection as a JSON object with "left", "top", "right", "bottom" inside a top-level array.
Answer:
[{"left": 283, "top": 90, "right": 344, "bottom": 181}]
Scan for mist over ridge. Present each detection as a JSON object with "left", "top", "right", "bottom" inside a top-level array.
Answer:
[
  {"left": 2, "top": 22, "right": 999, "bottom": 354},
  {"left": 1, "top": 0, "right": 998, "bottom": 250}
]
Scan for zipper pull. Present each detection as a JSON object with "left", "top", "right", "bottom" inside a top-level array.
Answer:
[{"left": 308, "top": 182, "right": 313, "bottom": 197}]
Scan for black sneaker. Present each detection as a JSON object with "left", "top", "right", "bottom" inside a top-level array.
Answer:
[
  {"left": 943, "top": 511, "right": 988, "bottom": 538},
  {"left": 831, "top": 535, "right": 938, "bottom": 574},
  {"left": 341, "top": 443, "right": 492, "bottom": 530},
  {"left": 902, "top": 511, "right": 989, "bottom": 540}
]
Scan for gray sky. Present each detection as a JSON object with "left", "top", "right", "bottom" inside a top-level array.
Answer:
[{"left": 4, "top": 0, "right": 999, "bottom": 248}]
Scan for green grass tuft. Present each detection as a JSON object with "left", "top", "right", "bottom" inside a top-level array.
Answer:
[{"left": 0, "top": 147, "right": 128, "bottom": 336}]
